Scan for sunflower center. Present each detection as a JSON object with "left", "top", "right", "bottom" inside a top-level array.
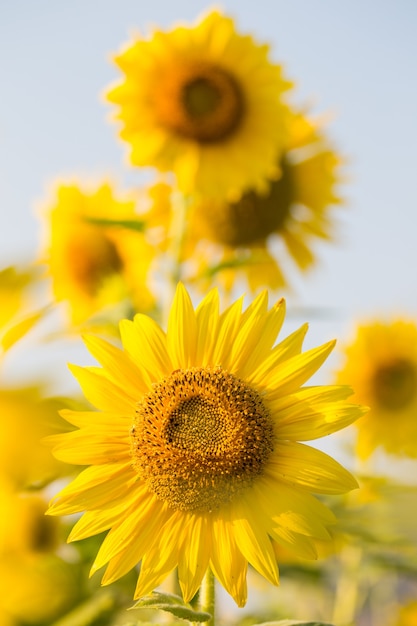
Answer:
[
  {"left": 68, "top": 234, "right": 123, "bottom": 296},
  {"left": 373, "top": 358, "right": 417, "bottom": 410},
  {"left": 154, "top": 64, "right": 245, "bottom": 143},
  {"left": 198, "top": 158, "right": 293, "bottom": 246},
  {"left": 130, "top": 367, "right": 274, "bottom": 512}
]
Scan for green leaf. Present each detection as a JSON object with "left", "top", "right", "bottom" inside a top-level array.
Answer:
[
  {"left": 84, "top": 217, "right": 145, "bottom": 232},
  {"left": 131, "top": 592, "right": 212, "bottom": 622}
]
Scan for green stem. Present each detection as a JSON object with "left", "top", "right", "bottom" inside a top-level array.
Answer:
[{"left": 199, "top": 568, "right": 216, "bottom": 626}]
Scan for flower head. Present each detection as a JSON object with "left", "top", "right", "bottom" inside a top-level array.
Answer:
[
  {"left": 48, "top": 284, "right": 364, "bottom": 606},
  {"left": 40, "top": 182, "right": 155, "bottom": 324},
  {"left": 106, "top": 10, "right": 291, "bottom": 200},
  {"left": 142, "top": 111, "right": 342, "bottom": 294},
  {"left": 189, "top": 111, "right": 342, "bottom": 292},
  {"left": 337, "top": 320, "right": 417, "bottom": 459},
  {"left": 0, "top": 485, "right": 78, "bottom": 624}
]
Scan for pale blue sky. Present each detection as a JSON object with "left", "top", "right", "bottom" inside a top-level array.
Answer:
[{"left": 1, "top": 0, "right": 416, "bottom": 346}]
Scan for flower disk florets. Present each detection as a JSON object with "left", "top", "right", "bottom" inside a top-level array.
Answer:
[
  {"left": 130, "top": 366, "right": 274, "bottom": 512},
  {"left": 153, "top": 64, "right": 245, "bottom": 144}
]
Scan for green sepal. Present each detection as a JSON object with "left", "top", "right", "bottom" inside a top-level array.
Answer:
[{"left": 131, "top": 591, "right": 212, "bottom": 622}]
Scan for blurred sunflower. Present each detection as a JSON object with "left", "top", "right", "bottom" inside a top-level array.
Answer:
[
  {"left": 106, "top": 10, "right": 292, "bottom": 201},
  {"left": 142, "top": 111, "right": 342, "bottom": 293},
  {"left": 0, "top": 486, "right": 79, "bottom": 624},
  {"left": 0, "top": 388, "right": 71, "bottom": 489},
  {"left": 40, "top": 183, "right": 155, "bottom": 325},
  {"left": 47, "top": 284, "right": 364, "bottom": 606},
  {"left": 337, "top": 321, "right": 417, "bottom": 459}
]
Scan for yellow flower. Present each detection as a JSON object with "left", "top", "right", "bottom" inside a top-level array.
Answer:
[
  {"left": 40, "top": 182, "right": 155, "bottom": 325},
  {"left": 106, "top": 10, "right": 291, "bottom": 201},
  {"left": 0, "top": 486, "right": 79, "bottom": 624},
  {"left": 337, "top": 320, "right": 417, "bottom": 459},
  {"left": 0, "top": 488, "right": 58, "bottom": 556},
  {"left": 47, "top": 284, "right": 364, "bottom": 606},
  {"left": 0, "top": 388, "right": 71, "bottom": 489},
  {"left": 142, "top": 112, "right": 342, "bottom": 293},
  {"left": 189, "top": 111, "right": 342, "bottom": 292}
]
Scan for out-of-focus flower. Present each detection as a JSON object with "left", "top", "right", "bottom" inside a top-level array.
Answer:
[
  {"left": 142, "top": 111, "right": 342, "bottom": 293},
  {"left": 40, "top": 182, "right": 155, "bottom": 325},
  {"left": 0, "top": 488, "right": 59, "bottom": 555},
  {"left": 106, "top": 10, "right": 292, "bottom": 201},
  {"left": 337, "top": 321, "right": 417, "bottom": 459},
  {"left": 0, "top": 486, "right": 79, "bottom": 624},
  {"left": 0, "top": 387, "right": 72, "bottom": 489},
  {"left": 47, "top": 284, "right": 364, "bottom": 607}
]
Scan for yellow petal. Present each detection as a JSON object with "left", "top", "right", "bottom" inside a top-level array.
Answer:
[
  {"left": 167, "top": 283, "right": 197, "bottom": 368},
  {"left": 269, "top": 442, "right": 359, "bottom": 494},
  {"left": 178, "top": 514, "right": 211, "bottom": 602},
  {"left": 231, "top": 498, "right": 279, "bottom": 586},
  {"left": 265, "top": 340, "right": 336, "bottom": 399},
  {"left": 68, "top": 365, "right": 136, "bottom": 413},
  {"left": 82, "top": 334, "right": 148, "bottom": 396},
  {"left": 210, "top": 515, "right": 248, "bottom": 608}
]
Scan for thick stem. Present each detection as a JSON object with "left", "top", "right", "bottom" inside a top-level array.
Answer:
[{"left": 199, "top": 567, "right": 216, "bottom": 626}]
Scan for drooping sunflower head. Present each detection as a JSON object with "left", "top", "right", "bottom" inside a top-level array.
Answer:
[
  {"left": 106, "top": 10, "right": 292, "bottom": 200},
  {"left": 47, "top": 284, "right": 364, "bottom": 607},
  {"left": 337, "top": 320, "right": 417, "bottom": 459},
  {"left": 40, "top": 182, "right": 155, "bottom": 325}
]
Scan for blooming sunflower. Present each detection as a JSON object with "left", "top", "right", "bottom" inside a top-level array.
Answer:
[
  {"left": 337, "top": 320, "right": 417, "bottom": 459},
  {"left": 141, "top": 111, "right": 342, "bottom": 293},
  {"left": 106, "top": 10, "right": 291, "bottom": 201},
  {"left": 188, "top": 111, "right": 342, "bottom": 292},
  {"left": 40, "top": 182, "right": 155, "bottom": 325},
  {"left": 47, "top": 284, "right": 364, "bottom": 606}
]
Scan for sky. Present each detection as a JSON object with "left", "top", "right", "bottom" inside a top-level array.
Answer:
[{"left": 1, "top": 0, "right": 416, "bottom": 380}]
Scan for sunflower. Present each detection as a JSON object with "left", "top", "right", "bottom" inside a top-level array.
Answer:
[
  {"left": 141, "top": 111, "right": 342, "bottom": 293},
  {"left": 337, "top": 320, "right": 417, "bottom": 460},
  {"left": 106, "top": 10, "right": 291, "bottom": 201},
  {"left": 0, "top": 485, "right": 79, "bottom": 624},
  {"left": 0, "top": 387, "right": 70, "bottom": 489},
  {"left": 188, "top": 111, "right": 342, "bottom": 292},
  {"left": 40, "top": 182, "right": 155, "bottom": 325},
  {"left": 47, "top": 284, "right": 364, "bottom": 606}
]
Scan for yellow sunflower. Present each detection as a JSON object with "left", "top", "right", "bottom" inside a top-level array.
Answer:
[
  {"left": 189, "top": 111, "right": 342, "bottom": 292},
  {"left": 337, "top": 320, "right": 417, "bottom": 459},
  {"left": 0, "top": 387, "right": 70, "bottom": 489},
  {"left": 0, "top": 486, "right": 79, "bottom": 624},
  {"left": 106, "top": 10, "right": 292, "bottom": 201},
  {"left": 141, "top": 111, "right": 342, "bottom": 293},
  {"left": 40, "top": 182, "right": 155, "bottom": 325},
  {"left": 47, "top": 284, "right": 364, "bottom": 606}
]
